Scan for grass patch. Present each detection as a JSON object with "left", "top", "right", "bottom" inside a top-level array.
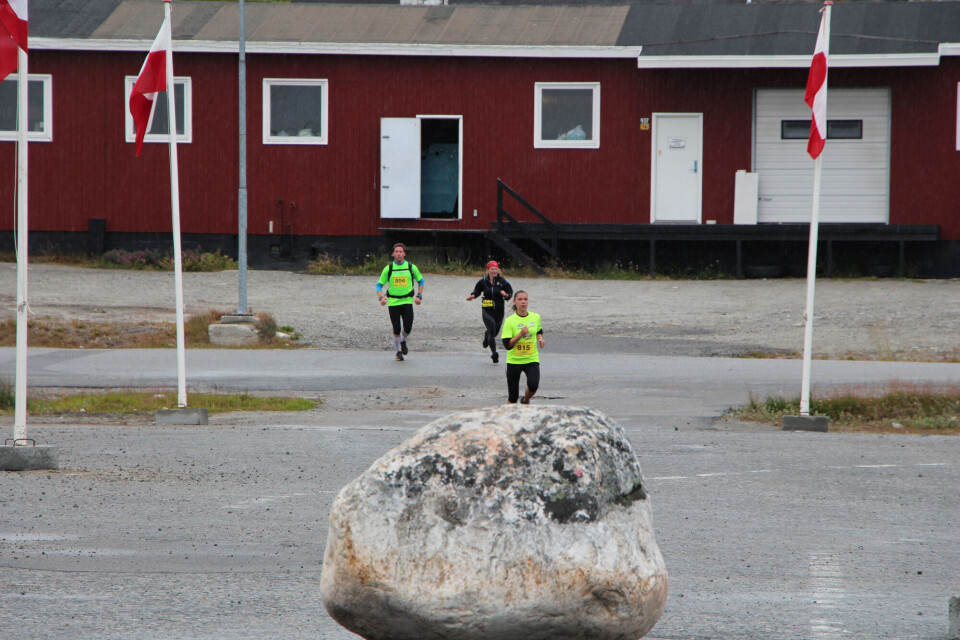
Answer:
[
  {"left": 0, "top": 310, "right": 300, "bottom": 349},
  {"left": 729, "top": 382, "right": 960, "bottom": 434},
  {"left": 738, "top": 348, "right": 957, "bottom": 363},
  {"left": 3, "top": 390, "right": 317, "bottom": 415},
  {"left": 0, "top": 248, "right": 237, "bottom": 272}
]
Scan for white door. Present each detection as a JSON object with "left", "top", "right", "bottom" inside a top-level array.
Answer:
[
  {"left": 380, "top": 118, "right": 421, "bottom": 219},
  {"left": 651, "top": 113, "right": 702, "bottom": 223},
  {"left": 755, "top": 88, "right": 890, "bottom": 223}
]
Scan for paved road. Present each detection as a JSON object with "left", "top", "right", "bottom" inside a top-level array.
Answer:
[{"left": 1, "top": 348, "right": 959, "bottom": 639}]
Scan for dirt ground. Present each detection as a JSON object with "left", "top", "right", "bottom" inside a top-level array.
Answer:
[{"left": 1, "top": 263, "right": 958, "bottom": 361}]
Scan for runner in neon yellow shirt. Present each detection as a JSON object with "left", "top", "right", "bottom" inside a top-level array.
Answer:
[
  {"left": 376, "top": 243, "right": 424, "bottom": 361},
  {"left": 500, "top": 290, "right": 545, "bottom": 404}
]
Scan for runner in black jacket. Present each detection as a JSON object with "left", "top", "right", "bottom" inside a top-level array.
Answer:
[{"left": 466, "top": 260, "right": 513, "bottom": 363}]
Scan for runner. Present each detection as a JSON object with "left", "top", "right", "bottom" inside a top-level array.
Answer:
[
  {"left": 375, "top": 243, "right": 424, "bottom": 361},
  {"left": 500, "top": 290, "right": 544, "bottom": 404},
  {"left": 465, "top": 260, "right": 513, "bottom": 364}
]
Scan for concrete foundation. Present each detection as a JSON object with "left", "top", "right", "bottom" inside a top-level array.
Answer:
[
  {"left": 0, "top": 444, "right": 60, "bottom": 471},
  {"left": 949, "top": 596, "right": 960, "bottom": 640},
  {"left": 781, "top": 415, "right": 829, "bottom": 432},
  {"left": 155, "top": 408, "right": 209, "bottom": 425},
  {"left": 209, "top": 322, "right": 259, "bottom": 346}
]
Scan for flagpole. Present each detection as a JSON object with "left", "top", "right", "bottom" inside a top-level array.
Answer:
[
  {"left": 799, "top": 154, "right": 822, "bottom": 416},
  {"left": 799, "top": 2, "right": 831, "bottom": 417},
  {"left": 13, "top": 46, "right": 28, "bottom": 438},
  {"left": 163, "top": 0, "right": 187, "bottom": 409}
]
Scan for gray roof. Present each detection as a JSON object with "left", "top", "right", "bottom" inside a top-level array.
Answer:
[
  {"left": 29, "top": 0, "right": 960, "bottom": 60},
  {"left": 620, "top": 2, "right": 960, "bottom": 55}
]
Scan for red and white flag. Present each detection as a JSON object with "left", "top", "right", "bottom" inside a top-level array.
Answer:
[
  {"left": 804, "top": 5, "right": 830, "bottom": 159},
  {"left": 0, "top": 0, "right": 27, "bottom": 83},
  {"left": 129, "top": 12, "right": 171, "bottom": 156}
]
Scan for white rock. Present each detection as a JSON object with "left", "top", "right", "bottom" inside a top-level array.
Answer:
[{"left": 321, "top": 405, "right": 668, "bottom": 640}]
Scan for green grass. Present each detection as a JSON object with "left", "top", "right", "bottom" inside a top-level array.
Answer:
[
  {"left": 730, "top": 382, "right": 960, "bottom": 433},
  {"left": 0, "top": 249, "right": 237, "bottom": 272},
  {"left": 1, "top": 390, "right": 317, "bottom": 415},
  {"left": 306, "top": 252, "right": 735, "bottom": 280}
]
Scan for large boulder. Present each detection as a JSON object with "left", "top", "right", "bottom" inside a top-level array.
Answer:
[{"left": 321, "top": 405, "right": 668, "bottom": 640}]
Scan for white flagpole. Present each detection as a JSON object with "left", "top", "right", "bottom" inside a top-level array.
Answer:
[
  {"left": 13, "top": 47, "right": 28, "bottom": 438},
  {"left": 799, "top": 3, "right": 831, "bottom": 416},
  {"left": 162, "top": 0, "right": 187, "bottom": 408},
  {"left": 799, "top": 155, "right": 822, "bottom": 416}
]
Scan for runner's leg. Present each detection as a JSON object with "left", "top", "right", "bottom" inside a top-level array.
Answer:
[
  {"left": 399, "top": 304, "right": 413, "bottom": 355},
  {"left": 506, "top": 363, "right": 521, "bottom": 403},
  {"left": 521, "top": 363, "right": 540, "bottom": 403},
  {"left": 388, "top": 306, "right": 403, "bottom": 355},
  {"left": 490, "top": 308, "right": 505, "bottom": 355},
  {"left": 482, "top": 308, "right": 497, "bottom": 354}
]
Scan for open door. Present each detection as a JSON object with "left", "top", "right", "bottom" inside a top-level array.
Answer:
[
  {"left": 380, "top": 117, "right": 421, "bottom": 219},
  {"left": 381, "top": 116, "right": 462, "bottom": 219}
]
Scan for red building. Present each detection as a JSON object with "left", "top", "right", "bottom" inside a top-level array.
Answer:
[{"left": 5, "top": 0, "right": 960, "bottom": 275}]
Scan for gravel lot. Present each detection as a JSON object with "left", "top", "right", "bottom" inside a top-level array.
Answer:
[{"left": 1, "top": 263, "right": 958, "bottom": 359}]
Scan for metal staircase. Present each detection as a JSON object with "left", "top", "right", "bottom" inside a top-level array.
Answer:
[{"left": 490, "top": 179, "right": 559, "bottom": 275}]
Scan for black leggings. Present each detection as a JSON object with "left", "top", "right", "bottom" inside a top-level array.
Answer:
[
  {"left": 482, "top": 307, "right": 505, "bottom": 354},
  {"left": 506, "top": 362, "right": 540, "bottom": 403},
  {"left": 388, "top": 304, "right": 414, "bottom": 336}
]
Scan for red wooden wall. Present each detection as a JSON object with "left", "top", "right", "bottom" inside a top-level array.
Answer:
[{"left": 1, "top": 50, "right": 957, "bottom": 241}]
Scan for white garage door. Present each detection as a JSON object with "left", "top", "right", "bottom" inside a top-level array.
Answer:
[{"left": 755, "top": 88, "right": 890, "bottom": 223}]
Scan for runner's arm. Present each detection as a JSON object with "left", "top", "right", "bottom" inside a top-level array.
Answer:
[{"left": 467, "top": 279, "right": 483, "bottom": 300}]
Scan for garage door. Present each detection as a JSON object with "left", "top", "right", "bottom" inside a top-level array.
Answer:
[{"left": 755, "top": 88, "right": 890, "bottom": 223}]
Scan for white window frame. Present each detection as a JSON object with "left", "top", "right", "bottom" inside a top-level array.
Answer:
[
  {"left": 123, "top": 75, "right": 192, "bottom": 146},
  {"left": 262, "top": 78, "right": 329, "bottom": 145},
  {"left": 0, "top": 74, "right": 53, "bottom": 142},
  {"left": 534, "top": 82, "right": 600, "bottom": 149}
]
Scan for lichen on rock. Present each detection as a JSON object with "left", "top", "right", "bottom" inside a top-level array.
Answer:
[{"left": 321, "top": 405, "right": 668, "bottom": 640}]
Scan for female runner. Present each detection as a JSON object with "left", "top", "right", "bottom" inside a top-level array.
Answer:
[
  {"left": 466, "top": 260, "right": 513, "bottom": 363},
  {"left": 500, "top": 290, "right": 544, "bottom": 404}
]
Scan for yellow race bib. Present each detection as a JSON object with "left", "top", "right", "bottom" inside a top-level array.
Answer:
[
  {"left": 392, "top": 274, "right": 409, "bottom": 288},
  {"left": 514, "top": 340, "right": 533, "bottom": 355},
  {"left": 482, "top": 299, "right": 493, "bottom": 308}
]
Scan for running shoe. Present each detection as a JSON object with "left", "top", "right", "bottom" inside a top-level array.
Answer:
[
  {"left": 395, "top": 351, "right": 404, "bottom": 361},
  {"left": 400, "top": 341, "right": 408, "bottom": 355},
  {"left": 491, "top": 352, "right": 499, "bottom": 363},
  {"left": 520, "top": 397, "right": 530, "bottom": 404}
]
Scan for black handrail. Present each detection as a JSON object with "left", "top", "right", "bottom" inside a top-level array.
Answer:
[{"left": 496, "top": 179, "right": 559, "bottom": 258}]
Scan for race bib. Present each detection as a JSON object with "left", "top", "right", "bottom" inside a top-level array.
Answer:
[
  {"left": 482, "top": 299, "right": 493, "bottom": 308},
  {"left": 392, "top": 274, "right": 409, "bottom": 288},
  {"left": 514, "top": 341, "right": 533, "bottom": 355}
]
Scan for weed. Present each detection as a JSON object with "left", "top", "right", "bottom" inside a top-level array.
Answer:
[
  {"left": 307, "top": 253, "right": 382, "bottom": 275},
  {"left": 0, "top": 376, "right": 14, "bottom": 410},
  {"left": 257, "top": 312, "right": 278, "bottom": 340},
  {"left": 84, "top": 248, "right": 237, "bottom": 272},
  {"left": 10, "top": 390, "right": 319, "bottom": 415},
  {"left": 730, "top": 382, "right": 960, "bottom": 433}
]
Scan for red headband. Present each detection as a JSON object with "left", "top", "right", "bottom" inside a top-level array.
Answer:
[{"left": 486, "top": 261, "right": 499, "bottom": 269}]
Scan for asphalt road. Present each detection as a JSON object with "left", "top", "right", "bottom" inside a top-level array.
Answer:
[{"left": 1, "top": 347, "right": 959, "bottom": 639}]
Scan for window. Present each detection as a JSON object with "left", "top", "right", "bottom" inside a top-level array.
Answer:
[
  {"left": 826, "top": 120, "right": 862, "bottom": 139},
  {"left": 124, "top": 76, "right": 192, "bottom": 146},
  {"left": 263, "top": 79, "right": 328, "bottom": 145},
  {"left": 0, "top": 74, "right": 52, "bottom": 142},
  {"left": 534, "top": 82, "right": 600, "bottom": 149},
  {"left": 781, "top": 119, "right": 862, "bottom": 140},
  {"left": 780, "top": 120, "right": 810, "bottom": 140}
]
